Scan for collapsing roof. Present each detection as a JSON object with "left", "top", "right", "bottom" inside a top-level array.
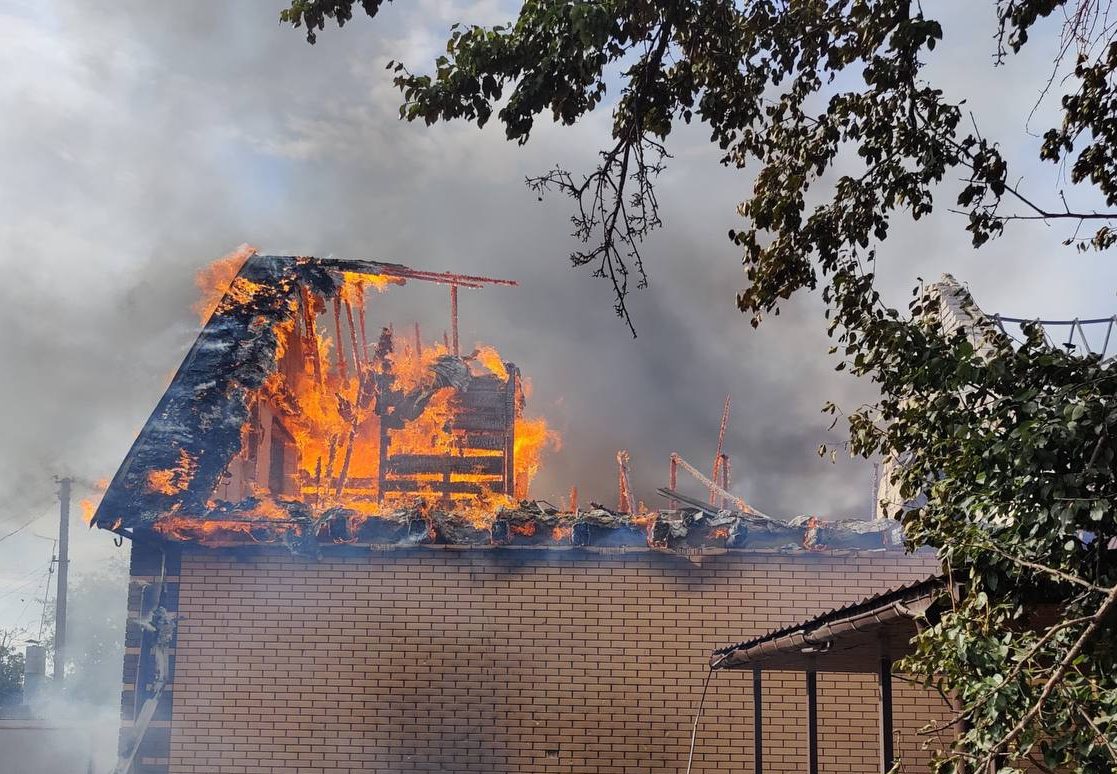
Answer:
[
  {"left": 91, "top": 252, "right": 909, "bottom": 557},
  {"left": 91, "top": 254, "right": 529, "bottom": 534}
]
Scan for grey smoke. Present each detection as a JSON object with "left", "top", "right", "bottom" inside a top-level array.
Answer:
[{"left": 1, "top": 0, "right": 1115, "bottom": 634}]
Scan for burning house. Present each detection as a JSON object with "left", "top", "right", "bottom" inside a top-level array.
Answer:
[{"left": 92, "top": 251, "right": 950, "bottom": 773}]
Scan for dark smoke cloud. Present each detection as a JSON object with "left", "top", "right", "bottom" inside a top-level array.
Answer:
[{"left": 1, "top": 0, "right": 1114, "bottom": 629}]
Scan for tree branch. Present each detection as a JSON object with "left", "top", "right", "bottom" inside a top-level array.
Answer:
[
  {"left": 525, "top": 20, "right": 673, "bottom": 336},
  {"left": 1078, "top": 707, "right": 1117, "bottom": 763},
  {"left": 980, "top": 541, "right": 1113, "bottom": 594},
  {"left": 980, "top": 582, "right": 1117, "bottom": 768}
]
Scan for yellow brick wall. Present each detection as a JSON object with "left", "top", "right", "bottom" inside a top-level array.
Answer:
[{"left": 165, "top": 549, "right": 949, "bottom": 773}]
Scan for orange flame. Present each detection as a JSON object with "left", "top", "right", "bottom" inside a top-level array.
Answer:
[
  {"left": 514, "top": 416, "right": 560, "bottom": 500},
  {"left": 510, "top": 521, "right": 536, "bottom": 537},
  {"left": 157, "top": 255, "right": 560, "bottom": 543},
  {"left": 193, "top": 244, "right": 256, "bottom": 324},
  {"left": 80, "top": 478, "right": 109, "bottom": 526},
  {"left": 147, "top": 449, "right": 198, "bottom": 496},
  {"left": 474, "top": 345, "right": 509, "bottom": 380}
]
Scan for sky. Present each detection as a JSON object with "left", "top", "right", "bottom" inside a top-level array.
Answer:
[{"left": 0, "top": 0, "right": 1115, "bottom": 637}]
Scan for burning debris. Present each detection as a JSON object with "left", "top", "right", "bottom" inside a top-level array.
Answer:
[
  {"left": 92, "top": 253, "right": 557, "bottom": 537},
  {"left": 91, "top": 249, "right": 903, "bottom": 558},
  {"left": 145, "top": 496, "right": 901, "bottom": 556}
]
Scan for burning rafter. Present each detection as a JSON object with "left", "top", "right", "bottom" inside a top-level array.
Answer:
[
  {"left": 91, "top": 251, "right": 554, "bottom": 543},
  {"left": 90, "top": 249, "right": 907, "bottom": 559},
  {"left": 317, "top": 258, "right": 518, "bottom": 357}
]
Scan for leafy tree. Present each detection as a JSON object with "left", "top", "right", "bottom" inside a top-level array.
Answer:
[
  {"left": 0, "top": 629, "right": 25, "bottom": 706},
  {"left": 279, "top": 1, "right": 1117, "bottom": 771}
]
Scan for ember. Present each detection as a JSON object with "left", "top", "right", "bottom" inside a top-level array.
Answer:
[{"left": 510, "top": 521, "right": 536, "bottom": 537}]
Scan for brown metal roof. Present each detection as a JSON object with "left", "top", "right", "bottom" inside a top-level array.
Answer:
[{"left": 711, "top": 575, "right": 948, "bottom": 672}]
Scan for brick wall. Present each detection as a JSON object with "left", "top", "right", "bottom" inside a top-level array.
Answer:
[{"left": 153, "top": 547, "right": 950, "bottom": 773}]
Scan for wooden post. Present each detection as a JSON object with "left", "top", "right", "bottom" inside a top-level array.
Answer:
[
  {"left": 669, "top": 455, "right": 678, "bottom": 510},
  {"left": 807, "top": 670, "right": 819, "bottom": 774},
  {"left": 952, "top": 692, "right": 969, "bottom": 774},
  {"left": 720, "top": 454, "right": 730, "bottom": 509},
  {"left": 343, "top": 300, "right": 362, "bottom": 370},
  {"left": 504, "top": 370, "right": 517, "bottom": 498},
  {"left": 376, "top": 422, "right": 388, "bottom": 504},
  {"left": 356, "top": 283, "right": 369, "bottom": 357},
  {"left": 880, "top": 656, "right": 894, "bottom": 773},
  {"left": 753, "top": 667, "right": 763, "bottom": 774},
  {"left": 450, "top": 284, "right": 459, "bottom": 356},
  {"left": 332, "top": 297, "right": 347, "bottom": 381},
  {"left": 298, "top": 286, "right": 323, "bottom": 385}
]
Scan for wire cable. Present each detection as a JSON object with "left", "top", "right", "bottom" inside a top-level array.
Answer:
[
  {"left": 0, "top": 566, "right": 51, "bottom": 602},
  {"left": 13, "top": 568, "right": 53, "bottom": 629},
  {"left": 0, "top": 512, "right": 47, "bottom": 545},
  {"left": 685, "top": 666, "right": 716, "bottom": 774},
  {"left": 36, "top": 543, "right": 56, "bottom": 642}
]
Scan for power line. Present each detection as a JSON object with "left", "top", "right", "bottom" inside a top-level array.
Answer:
[
  {"left": 13, "top": 568, "right": 53, "bottom": 628},
  {"left": 37, "top": 541, "right": 57, "bottom": 643},
  {"left": 0, "top": 567, "right": 51, "bottom": 602},
  {"left": 0, "top": 513, "right": 48, "bottom": 545}
]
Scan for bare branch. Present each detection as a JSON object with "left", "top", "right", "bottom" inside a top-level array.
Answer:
[{"left": 525, "top": 21, "right": 674, "bottom": 336}]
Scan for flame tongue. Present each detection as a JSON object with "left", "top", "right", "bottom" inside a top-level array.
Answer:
[
  {"left": 193, "top": 244, "right": 257, "bottom": 324},
  {"left": 154, "top": 256, "right": 559, "bottom": 544},
  {"left": 146, "top": 449, "right": 198, "bottom": 496}
]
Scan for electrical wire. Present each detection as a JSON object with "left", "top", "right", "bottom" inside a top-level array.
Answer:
[
  {"left": 0, "top": 557, "right": 54, "bottom": 639},
  {"left": 0, "top": 512, "right": 47, "bottom": 544},
  {"left": 36, "top": 543, "right": 56, "bottom": 642},
  {"left": 0, "top": 566, "right": 51, "bottom": 602},
  {"left": 13, "top": 568, "right": 53, "bottom": 629},
  {"left": 685, "top": 666, "right": 717, "bottom": 774}
]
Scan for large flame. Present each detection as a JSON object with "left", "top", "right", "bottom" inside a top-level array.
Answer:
[
  {"left": 192, "top": 243, "right": 257, "bottom": 324},
  {"left": 80, "top": 478, "right": 110, "bottom": 525},
  {"left": 146, "top": 449, "right": 198, "bottom": 496},
  {"left": 156, "top": 257, "right": 560, "bottom": 542}
]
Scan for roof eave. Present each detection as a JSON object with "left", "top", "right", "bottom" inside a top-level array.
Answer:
[{"left": 711, "top": 576, "right": 947, "bottom": 671}]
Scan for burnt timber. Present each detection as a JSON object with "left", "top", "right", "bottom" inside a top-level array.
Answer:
[{"left": 90, "top": 253, "right": 907, "bottom": 558}]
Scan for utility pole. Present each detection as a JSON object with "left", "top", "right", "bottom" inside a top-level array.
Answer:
[{"left": 54, "top": 477, "right": 71, "bottom": 685}]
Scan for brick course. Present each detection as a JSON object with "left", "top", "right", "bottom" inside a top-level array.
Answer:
[{"left": 160, "top": 548, "right": 949, "bottom": 773}]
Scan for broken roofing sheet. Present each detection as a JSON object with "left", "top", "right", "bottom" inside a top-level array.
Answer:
[{"left": 90, "top": 252, "right": 904, "bottom": 557}]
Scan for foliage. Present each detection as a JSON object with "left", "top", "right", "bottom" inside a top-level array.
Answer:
[
  {"left": 0, "top": 629, "right": 25, "bottom": 706},
  {"left": 281, "top": 0, "right": 1117, "bottom": 770},
  {"left": 846, "top": 284, "right": 1117, "bottom": 772}
]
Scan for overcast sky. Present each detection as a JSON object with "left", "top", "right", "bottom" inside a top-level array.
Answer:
[{"left": 1, "top": 0, "right": 1115, "bottom": 634}]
